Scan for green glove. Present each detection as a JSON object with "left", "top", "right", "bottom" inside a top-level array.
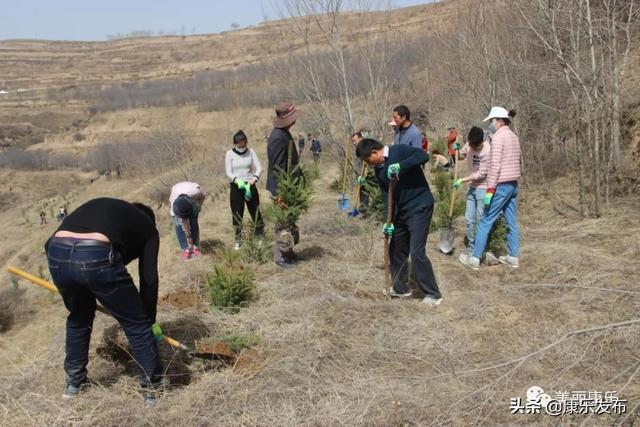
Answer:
[
  {"left": 357, "top": 176, "right": 366, "bottom": 186},
  {"left": 387, "top": 163, "right": 400, "bottom": 179},
  {"left": 244, "top": 187, "right": 252, "bottom": 201},
  {"left": 453, "top": 143, "right": 459, "bottom": 150},
  {"left": 235, "top": 178, "right": 248, "bottom": 191},
  {"left": 483, "top": 189, "right": 495, "bottom": 207},
  {"left": 382, "top": 223, "right": 395, "bottom": 236},
  {"left": 452, "top": 179, "right": 463, "bottom": 189},
  {"left": 151, "top": 322, "right": 165, "bottom": 342}
]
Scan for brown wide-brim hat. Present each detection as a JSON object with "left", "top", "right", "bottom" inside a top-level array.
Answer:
[{"left": 273, "top": 102, "right": 301, "bottom": 128}]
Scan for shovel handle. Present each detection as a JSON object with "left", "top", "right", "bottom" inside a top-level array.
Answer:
[
  {"left": 384, "top": 180, "right": 397, "bottom": 297},
  {"left": 6, "top": 265, "right": 193, "bottom": 353},
  {"left": 448, "top": 144, "right": 460, "bottom": 217},
  {"left": 353, "top": 163, "right": 367, "bottom": 209}
]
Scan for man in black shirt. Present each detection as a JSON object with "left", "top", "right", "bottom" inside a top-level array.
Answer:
[
  {"left": 355, "top": 139, "right": 443, "bottom": 306},
  {"left": 44, "top": 198, "right": 163, "bottom": 404}
]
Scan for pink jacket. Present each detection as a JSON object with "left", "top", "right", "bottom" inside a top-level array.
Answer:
[
  {"left": 486, "top": 126, "right": 521, "bottom": 189},
  {"left": 459, "top": 141, "right": 491, "bottom": 189}
]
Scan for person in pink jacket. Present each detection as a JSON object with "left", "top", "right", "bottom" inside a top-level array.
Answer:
[
  {"left": 459, "top": 107, "right": 521, "bottom": 270},
  {"left": 452, "top": 126, "right": 491, "bottom": 255}
]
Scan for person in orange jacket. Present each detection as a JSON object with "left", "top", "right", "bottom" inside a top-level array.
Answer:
[{"left": 446, "top": 126, "right": 458, "bottom": 165}]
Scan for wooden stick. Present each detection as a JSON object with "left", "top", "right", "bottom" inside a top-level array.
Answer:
[
  {"left": 384, "top": 180, "right": 397, "bottom": 298},
  {"left": 353, "top": 163, "right": 367, "bottom": 210}
]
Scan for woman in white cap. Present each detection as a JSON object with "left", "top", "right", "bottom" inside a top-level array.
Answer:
[{"left": 459, "top": 107, "right": 521, "bottom": 270}]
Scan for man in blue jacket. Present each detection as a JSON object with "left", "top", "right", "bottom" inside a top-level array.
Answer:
[
  {"left": 356, "top": 139, "right": 443, "bottom": 306},
  {"left": 392, "top": 105, "right": 423, "bottom": 149}
]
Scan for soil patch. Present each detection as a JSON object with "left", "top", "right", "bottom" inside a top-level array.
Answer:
[{"left": 160, "top": 288, "right": 206, "bottom": 310}]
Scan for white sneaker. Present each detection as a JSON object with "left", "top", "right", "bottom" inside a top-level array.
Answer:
[
  {"left": 484, "top": 251, "right": 500, "bottom": 266},
  {"left": 387, "top": 287, "right": 413, "bottom": 298},
  {"left": 422, "top": 296, "right": 443, "bottom": 306},
  {"left": 498, "top": 255, "right": 519, "bottom": 268},
  {"left": 234, "top": 242, "right": 241, "bottom": 251},
  {"left": 458, "top": 253, "right": 480, "bottom": 270}
]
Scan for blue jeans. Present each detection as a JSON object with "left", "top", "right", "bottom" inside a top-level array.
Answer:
[
  {"left": 465, "top": 187, "right": 486, "bottom": 253},
  {"left": 173, "top": 211, "right": 200, "bottom": 250},
  {"left": 45, "top": 238, "right": 162, "bottom": 388},
  {"left": 472, "top": 182, "right": 520, "bottom": 259}
]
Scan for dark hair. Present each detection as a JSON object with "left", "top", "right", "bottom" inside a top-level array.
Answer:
[
  {"left": 467, "top": 126, "right": 484, "bottom": 146},
  {"left": 132, "top": 202, "right": 156, "bottom": 225},
  {"left": 393, "top": 105, "right": 411, "bottom": 120},
  {"left": 500, "top": 109, "right": 517, "bottom": 126},
  {"left": 355, "top": 138, "right": 384, "bottom": 159},
  {"left": 431, "top": 149, "right": 442, "bottom": 155},
  {"left": 233, "top": 130, "right": 247, "bottom": 144},
  {"left": 351, "top": 131, "right": 363, "bottom": 139}
]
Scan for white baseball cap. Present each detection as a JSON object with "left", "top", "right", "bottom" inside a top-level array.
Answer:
[{"left": 483, "top": 106, "right": 510, "bottom": 122}]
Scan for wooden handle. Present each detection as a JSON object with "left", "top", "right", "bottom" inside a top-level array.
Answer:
[
  {"left": 384, "top": 180, "right": 397, "bottom": 295},
  {"left": 6, "top": 265, "right": 191, "bottom": 352},
  {"left": 353, "top": 163, "right": 367, "bottom": 209},
  {"left": 448, "top": 146, "right": 460, "bottom": 217}
]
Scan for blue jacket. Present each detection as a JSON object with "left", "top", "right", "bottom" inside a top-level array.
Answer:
[
  {"left": 393, "top": 123, "right": 423, "bottom": 149},
  {"left": 374, "top": 144, "right": 433, "bottom": 221}
]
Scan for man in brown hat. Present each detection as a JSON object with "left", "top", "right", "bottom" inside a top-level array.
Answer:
[{"left": 267, "top": 102, "right": 301, "bottom": 268}]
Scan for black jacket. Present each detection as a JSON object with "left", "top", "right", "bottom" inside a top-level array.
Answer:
[
  {"left": 52, "top": 197, "right": 160, "bottom": 322},
  {"left": 267, "top": 127, "right": 300, "bottom": 195},
  {"left": 374, "top": 144, "right": 434, "bottom": 221}
]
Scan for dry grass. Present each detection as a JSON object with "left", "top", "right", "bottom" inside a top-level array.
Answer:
[{"left": 1, "top": 151, "right": 639, "bottom": 425}]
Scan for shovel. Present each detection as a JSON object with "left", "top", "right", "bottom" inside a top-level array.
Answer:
[
  {"left": 384, "top": 179, "right": 397, "bottom": 298},
  {"left": 439, "top": 146, "right": 460, "bottom": 254},
  {"left": 348, "top": 163, "right": 367, "bottom": 217},
  {"left": 338, "top": 137, "right": 351, "bottom": 211},
  {"left": 6, "top": 266, "right": 233, "bottom": 360}
]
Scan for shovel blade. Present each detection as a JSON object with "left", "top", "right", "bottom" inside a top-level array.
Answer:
[{"left": 439, "top": 225, "right": 455, "bottom": 254}]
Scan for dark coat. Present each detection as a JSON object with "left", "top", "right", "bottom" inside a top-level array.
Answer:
[
  {"left": 373, "top": 144, "right": 434, "bottom": 222},
  {"left": 267, "top": 127, "right": 300, "bottom": 196}
]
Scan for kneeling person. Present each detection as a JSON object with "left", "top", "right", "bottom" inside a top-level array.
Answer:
[
  {"left": 356, "top": 139, "right": 443, "bottom": 305},
  {"left": 45, "top": 198, "right": 163, "bottom": 404}
]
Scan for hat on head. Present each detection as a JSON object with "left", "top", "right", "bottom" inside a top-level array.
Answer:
[
  {"left": 273, "top": 102, "right": 300, "bottom": 128},
  {"left": 172, "top": 196, "right": 194, "bottom": 218},
  {"left": 483, "top": 106, "right": 510, "bottom": 122}
]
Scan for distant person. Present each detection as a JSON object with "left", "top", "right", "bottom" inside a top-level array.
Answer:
[
  {"left": 310, "top": 136, "right": 322, "bottom": 163},
  {"left": 57, "top": 207, "right": 67, "bottom": 222},
  {"left": 431, "top": 149, "right": 451, "bottom": 170},
  {"left": 44, "top": 198, "right": 163, "bottom": 405},
  {"left": 169, "top": 181, "right": 205, "bottom": 260},
  {"left": 267, "top": 102, "right": 301, "bottom": 268},
  {"left": 459, "top": 107, "right": 521, "bottom": 270},
  {"left": 356, "top": 139, "right": 442, "bottom": 306},
  {"left": 421, "top": 132, "right": 429, "bottom": 153},
  {"left": 297, "top": 133, "right": 305, "bottom": 154},
  {"left": 351, "top": 131, "right": 373, "bottom": 208},
  {"left": 225, "top": 130, "right": 265, "bottom": 250},
  {"left": 40, "top": 210, "right": 47, "bottom": 225},
  {"left": 447, "top": 126, "right": 458, "bottom": 165},
  {"left": 391, "top": 105, "right": 423, "bottom": 149},
  {"left": 452, "top": 126, "right": 491, "bottom": 256}
]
